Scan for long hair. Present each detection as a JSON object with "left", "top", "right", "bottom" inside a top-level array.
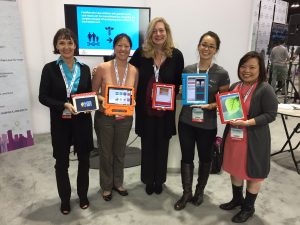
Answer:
[
  {"left": 142, "top": 17, "right": 174, "bottom": 58},
  {"left": 237, "top": 51, "right": 267, "bottom": 83}
]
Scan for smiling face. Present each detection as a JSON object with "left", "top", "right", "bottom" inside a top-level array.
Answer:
[
  {"left": 114, "top": 37, "right": 131, "bottom": 61},
  {"left": 151, "top": 21, "right": 167, "bottom": 47},
  {"left": 198, "top": 35, "right": 217, "bottom": 61},
  {"left": 56, "top": 37, "right": 76, "bottom": 60},
  {"left": 239, "top": 58, "right": 260, "bottom": 85}
]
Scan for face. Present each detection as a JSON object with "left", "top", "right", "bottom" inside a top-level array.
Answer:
[
  {"left": 56, "top": 37, "right": 76, "bottom": 59},
  {"left": 151, "top": 22, "right": 167, "bottom": 47},
  {"left": 198, "top": 35, "right": 217, "bottom": 61},
  {"left": 114, "top": 37, "right": 131, "bottom": 61},
  {"left": 239, "top": 58, "right": 260, "bottom": 84}
]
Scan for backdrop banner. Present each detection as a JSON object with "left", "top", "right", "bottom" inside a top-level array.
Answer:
[{"left": 0, "top": 0, "right": 34, "bottom": 154}]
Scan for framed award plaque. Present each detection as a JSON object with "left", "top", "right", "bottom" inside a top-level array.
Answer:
[
  {"left": 104, "top": 85, "right": 135, "bottom": 116},
  {"left": 152, "top": 83, "right": 175, "bottom": 111},
  {"left": 216, "top": 91, "right": 247, "bottom": 124},
  {"left": 182, "top": 73, "right": 208, "bottom": 105},
  {"left": 72, "top": 92, "right": 99, "bottom": 113}
]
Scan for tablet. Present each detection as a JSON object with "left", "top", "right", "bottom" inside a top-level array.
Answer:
[
  {"left": 152, "top": 83, "right": 175, "bottom": 110},
  {"left": 104, "top": 85, "right": 135, "bottom": 116},
  {"left": 182, "top": 73, "right": 208, "bottom": 105},
  {"left": 72, "top": 92, "right": 99, "bottom": 113},
  {"left": 216, "top": 91, "right": 247, "bottom": 124}
]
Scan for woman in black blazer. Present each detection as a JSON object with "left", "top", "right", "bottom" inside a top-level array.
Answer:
[{"left": 39, "top": 28, "right": 93, "bottom": 215}]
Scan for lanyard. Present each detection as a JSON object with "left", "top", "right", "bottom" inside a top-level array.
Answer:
[
  {"left": 196, "top": 63, "right": 213, "bottom": 74},
  {"left": 59, "top": 62, "right": 78, "bottom": 98},
  {"left": 153, "top": 55, "right": 164, "bottom": 82},
  {"left": 114, "top": 59, "right": 128, "bottom": 86},
  {"left": 239, "top": 82, "right": 254, "bottom": 103}
]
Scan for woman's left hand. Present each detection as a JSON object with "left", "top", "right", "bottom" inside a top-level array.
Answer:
[{"left": 230, "top": 119, "right": 248, "bottom": 127}]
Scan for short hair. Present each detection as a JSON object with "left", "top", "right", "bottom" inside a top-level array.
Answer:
[
  {"left": 113, "top": 33, "right": 132, "bottom": 48},
  {"left": 142, "top": 17, "right": 174, "bottom": 58},
  {"left": 237, "top": 51, "right": 267, "bottom": 83},
  {"left": 198, "top": 31, "right": 221, "bottom": 51},
  {"left": 53, "top": 28, "right": 78, "bottom": 54}
]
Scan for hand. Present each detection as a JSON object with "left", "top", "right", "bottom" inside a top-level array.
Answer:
[
  {"left": 64, "top": 102, "right": 79, "bottom": 115},
  {"left": 190, "top": 103, "right": 215, "bottom": 110},
  {"left": 229, "top": 119, "right": 248, "bottom": 127},
  {"left": 97, "top": 95, "right": 106, "bottom": 109}
]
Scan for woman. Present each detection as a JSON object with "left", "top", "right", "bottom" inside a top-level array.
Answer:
[
  {"left": 174, "top": 31, "right": 230, "bottom": 210},
  {"left": 129, "top": 17, "right": 184, "bottom": 195},
  {"left": 220, "top": 51, "right": 278, "bottom": 223},
  {"left": 92, "top": 34, "right": 138, "bottom": 201},
  {"left": 39, "top": 28, "right": 93, "bottom": 214}
]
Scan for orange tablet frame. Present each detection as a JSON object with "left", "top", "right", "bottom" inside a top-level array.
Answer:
[{"left": 104, "top": 85, "right": 135, "bottom": 116}]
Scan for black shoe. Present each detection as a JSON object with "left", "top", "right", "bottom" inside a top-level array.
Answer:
[
  {"left": 79, "top": 198, "right": 89, "bottom": 209},
  {"left": 102, "top": 192, "right": 112, "bottom": 201},
  {"left": 113, "top": 187, "right": 128, "bottom": 196},
  {"left": 219, "top": 199, "right": 244, "bottom": 210},
  {"left": 60, "top": 202, "right": 70, "bottom": 215},
  {"left": 192, "top": 189, "right": 204, "bottom": 206},
  {"left": 174, "top": 193, "right": 193, "bottom": 210},
  {"left": 154, "top": 184, "right": 163, "bottom": 194},
  {"left": 232, "top": 208, "right": 255, "bottom": 223},
  {"left": 145, "top": 184, "right": 154, "bottom": 195}
]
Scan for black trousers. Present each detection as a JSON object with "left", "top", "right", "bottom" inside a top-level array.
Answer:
[
  {"left": 55, "top": 150, "right": 90, "bottom": 203},
  {"left": 52, "top": 119, "right": 90, "bottom": 203},
  {"left": 178, "top": 121, "right": 217, "bottom": 164},
  {"left": 140, "top": 116, "right": 170, "bottom": 185}
]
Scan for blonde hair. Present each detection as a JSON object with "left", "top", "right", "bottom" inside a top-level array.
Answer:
[{"left": 142, "top": 17, "right": 174, "bottom": 58}]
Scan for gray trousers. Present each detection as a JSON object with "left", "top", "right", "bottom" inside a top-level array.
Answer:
[{"left": 94, "top": 111, "right": 133, "bottom": 191}]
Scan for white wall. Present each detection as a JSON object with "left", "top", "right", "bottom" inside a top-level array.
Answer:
[{"left": 17, "top": 0, "right": 254, "bottom": 134}]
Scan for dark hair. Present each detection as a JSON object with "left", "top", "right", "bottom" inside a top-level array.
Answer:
[
  {"left": 237, "top": 51, "right": 267, "bottom": 83},
  {"left": 198, "top": 31, "right": 221, "bottom": 51},
  {"left": 113, "top": 33, "right": 132, "bottom": 48},
  {"left": 53, "top": 28, "right": 78, "bottom": 54}
]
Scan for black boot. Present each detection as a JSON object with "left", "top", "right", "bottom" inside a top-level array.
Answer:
[
  {"left": 192, "top": 162, "right": 211, "bottom": 206},
  {"left": 232, "top": 190, "right": 257, "bottom": 223},
  {"left": 220, "top": 184, "right": 244, "bottom": 210},
  {"left": 174, "top": 162, "right": 194, "bottom": 210}
]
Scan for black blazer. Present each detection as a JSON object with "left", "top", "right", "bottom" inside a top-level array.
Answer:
[{"left": 39, "top": 60, "right": 93, "bottom": 157}]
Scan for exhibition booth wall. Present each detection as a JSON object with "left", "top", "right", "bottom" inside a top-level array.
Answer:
[{"left": 17, "top": 0, "right": 254, "bottom": 134}]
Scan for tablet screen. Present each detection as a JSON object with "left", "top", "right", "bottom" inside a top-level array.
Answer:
[{"left": 107, "top": 87, "right": 133, "bottom": 105}]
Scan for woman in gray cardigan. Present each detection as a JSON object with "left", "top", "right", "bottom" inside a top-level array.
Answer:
[{"left": 220, "top": 51, "right": 278, "bottom": 223}]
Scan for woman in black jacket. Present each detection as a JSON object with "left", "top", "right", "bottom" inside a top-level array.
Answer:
[{"left": 39, "top": 28, "right": 93, "bottom": 215}]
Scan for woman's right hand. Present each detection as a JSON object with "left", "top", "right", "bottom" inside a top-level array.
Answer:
[
  {"left": 97, "top": 95, "right": 106, "bottom": 109},
  {"left": 64, "top": 102, "right": 78, "bottom": 115}
]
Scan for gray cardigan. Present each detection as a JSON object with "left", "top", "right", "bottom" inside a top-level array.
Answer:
[{"left": 221, "top": 81, "right": 278, "bottom": 178}]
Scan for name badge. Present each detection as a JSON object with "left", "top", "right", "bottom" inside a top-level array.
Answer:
[
  {"left": 230, "top": 128, "right": 244, "bottom": 140},
  {"left": 192, "top": 108, "right": 204, "bottom": 122},
  {"left": 62, "top": 109, "right": 72, "bottom": 119}
]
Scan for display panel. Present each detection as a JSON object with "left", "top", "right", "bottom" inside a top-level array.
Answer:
[
  {"left": 72, "top": 92, "right": 99, "bottom": 113},
  {"left": 107, "top": 87, "right": 133, "bottom": 105},
  {"left": 216, "top": 91, "right": 247, "bottom": 124},
  {"left": 104, "top": 85, "right": 135, "bottom": 116},
  {"left": 64, "top": 4, "right": 150, "bottom": 56},
  {"left": 152, "top": 83, "right": 175, "bottom": 110},
  {"left": 182, "top": 73, "right": 208, "bottom": 105}
]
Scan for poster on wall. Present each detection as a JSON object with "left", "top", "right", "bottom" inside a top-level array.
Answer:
[{"left": 0, "top": 0, "right": 34, "bottom": 154}]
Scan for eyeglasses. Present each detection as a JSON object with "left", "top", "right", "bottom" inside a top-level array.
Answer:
[{"left": 200, "top": 43, "right": 216, "bottom": 50}]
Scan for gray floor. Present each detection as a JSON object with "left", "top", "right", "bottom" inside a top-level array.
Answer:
[{"left": 0, "top": 113, "right": 300, "bottom": 225}]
